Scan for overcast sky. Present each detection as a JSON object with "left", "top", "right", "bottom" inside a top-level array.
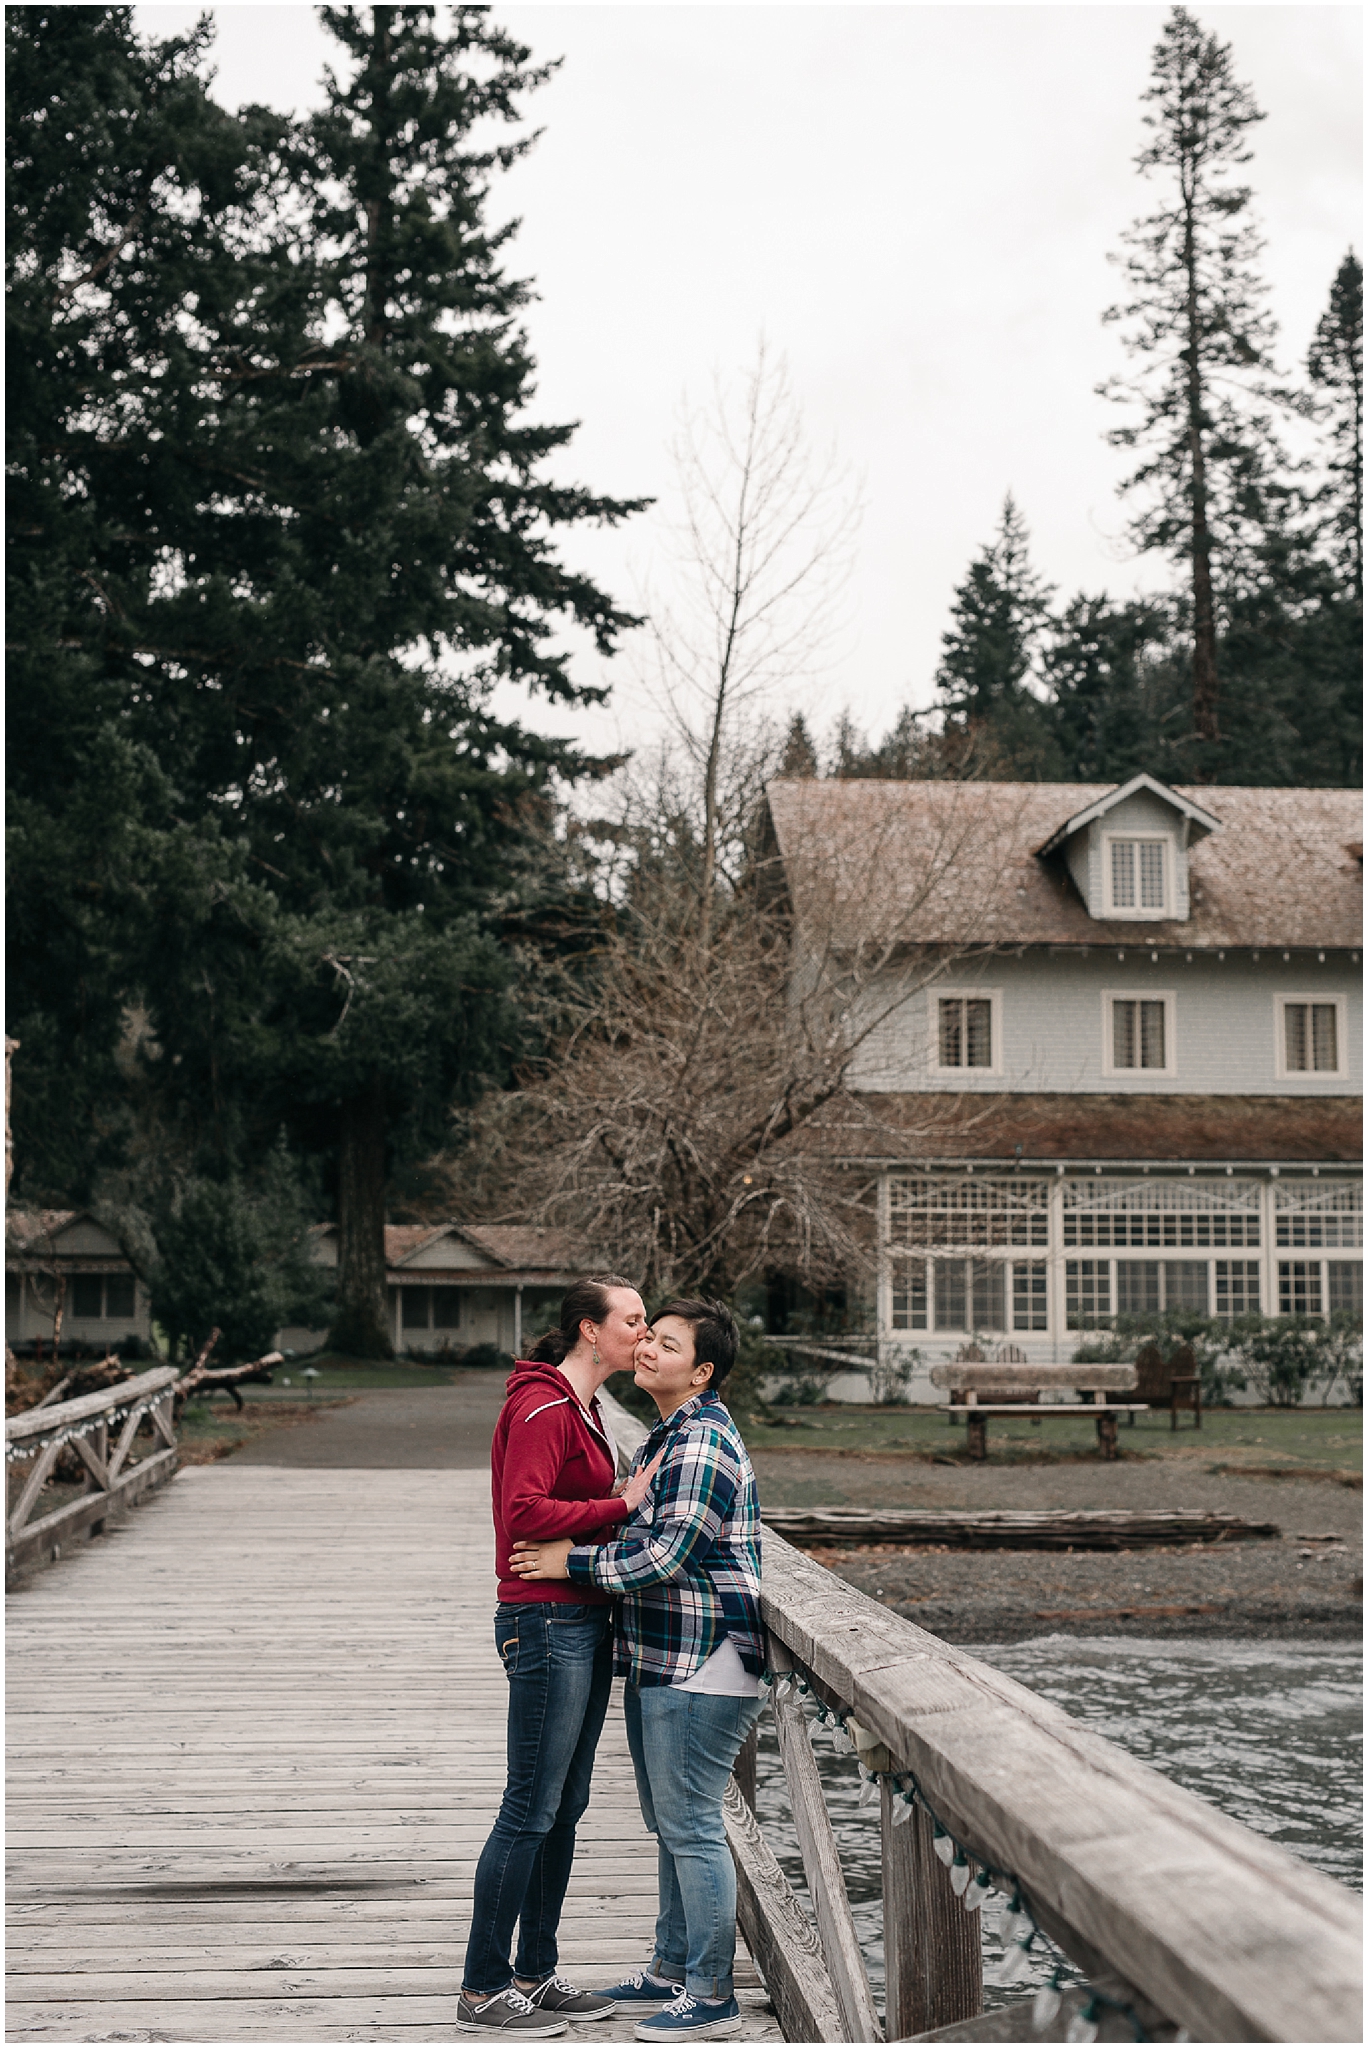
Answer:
[{"left": 136, "top": 3, "right": 1361, "bottom": 765}]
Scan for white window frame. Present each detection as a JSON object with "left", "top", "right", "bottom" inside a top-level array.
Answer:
[
  {"left": 1102, "top": 832, "right": 1173, "bottom": 920},
  {"left": 1274, "top": 993, "right": 1348, "bottom": 1081},
  {"left": 1100, "top": 989, "right": 1177, "bottom": 1079},
  {"left": 930, "top": 986, "right": 1003, "bottom": 1078}
]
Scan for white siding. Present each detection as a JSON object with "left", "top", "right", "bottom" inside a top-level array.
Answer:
[{"left": 850, "top": 950, "right": 1362, "bottom": 1096}]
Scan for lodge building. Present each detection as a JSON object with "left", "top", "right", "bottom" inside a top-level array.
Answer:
[{"left": 765, "top": 773, "right": 1362, "bottom": 1379}]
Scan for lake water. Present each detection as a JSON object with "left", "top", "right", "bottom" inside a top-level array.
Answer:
[{"left": 751, "top": 1635, "right": 1362, "bottom": 2014}]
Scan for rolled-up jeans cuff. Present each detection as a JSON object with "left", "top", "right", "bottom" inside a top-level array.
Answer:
[
  {"left": 685, "top": 1974, "right": 732, "bottom": 2000},
  {"left": 653, "top": 1955, "right": 687, "bottom": 1985}
]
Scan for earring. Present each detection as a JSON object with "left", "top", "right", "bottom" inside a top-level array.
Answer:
[{"left": 592, "top": 1343, "right": 600, "bottom": 1368}]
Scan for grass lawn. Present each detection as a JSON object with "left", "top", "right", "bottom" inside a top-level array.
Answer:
[{"left": 737, "top": 1402, "right": 1362, "bottom": 1475}]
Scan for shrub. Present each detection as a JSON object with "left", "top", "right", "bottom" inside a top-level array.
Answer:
[
  {"left": 1227, "top": 1316, "right": 1324, "bottom": 1408},
  {"left": 462, "top": 1342, "right": 514, "bottom": 1372}
]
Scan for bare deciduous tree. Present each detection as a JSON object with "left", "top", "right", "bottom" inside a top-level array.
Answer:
[
  {"left": 459, "top": 777, "right": 1029, "bottom": 1300},
  {"left": 642, "top": 341, "right": 860, "bottom": 940}
]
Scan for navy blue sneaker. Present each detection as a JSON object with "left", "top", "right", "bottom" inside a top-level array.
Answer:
[
  {"left": 633, "top": 1991, "right": 743, "bottom": 2039},
  {"left": 595, "top": 1971, "right": 683, "bottom": 2007}
]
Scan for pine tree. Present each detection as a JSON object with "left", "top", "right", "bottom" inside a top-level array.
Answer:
[
  {"left": 127, "top": 5, "right": 647, "bottom": 1355},
  {"left": 777, "top": 713, "right": 819, "bottom": 778},
  {"left": 1100, "top": 6, "right": 1289, "bottom": 760},
  {"left": 933, "top": 495, "right": 1060, "bottom": 775},
  {"left": 1307, "top": 251, "right": 1363, "bottom": 594},
  {"left": 5, "top": 7, "right": 271, "bottom": 1198},
  {"left": 1043, "top": 596, "right": 1175, "bottom": 782}
]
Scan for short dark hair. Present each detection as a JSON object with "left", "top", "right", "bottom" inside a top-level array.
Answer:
[{"left": 651, "top": 1297, "right": 739, "bottom": 1387}]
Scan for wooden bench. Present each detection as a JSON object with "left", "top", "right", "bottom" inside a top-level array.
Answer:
[{"left": 929, "top": 1361, "right": 1143, "bottom": 1462}]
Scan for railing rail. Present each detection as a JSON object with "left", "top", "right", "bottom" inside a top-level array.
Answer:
[
  {"left": 6, "top": 1364, "right": 179, "bottom": 1577},
  {"left": 596, "top": 1389, "right": 1361, "bottom": 2045}
]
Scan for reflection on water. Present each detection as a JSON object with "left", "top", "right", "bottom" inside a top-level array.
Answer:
[{"left": 752, "top": 1636, "right": 1362, "bottom": 2015}]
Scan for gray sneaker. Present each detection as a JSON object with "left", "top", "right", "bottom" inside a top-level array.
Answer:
[
  {"left": 457, "top": 1987, "right": 569, "bottom": 2035},
  {"left": 523, "top": 1974, "right": 618, "bottom": 2019}
]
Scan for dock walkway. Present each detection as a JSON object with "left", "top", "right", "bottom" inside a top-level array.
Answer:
[{"left": 7, "top": 1466, "right": 778, "bottom": 2042}]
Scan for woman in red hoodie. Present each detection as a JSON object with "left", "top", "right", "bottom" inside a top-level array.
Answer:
[{"left": 459, "top": 1276, "right": 663, "bottom": 2038}]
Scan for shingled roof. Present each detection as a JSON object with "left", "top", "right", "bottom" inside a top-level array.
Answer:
[
  {"left": 799, "top": 1092, "right": 1362, "bottom": 1166},
  {"left": 765, "top": 779, "right": 1362, "bottom": 951}
]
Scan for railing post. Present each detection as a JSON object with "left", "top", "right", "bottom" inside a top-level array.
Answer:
[
  {"left": 734, "top": 1722, "right": 757, "bottom": 1812},
  {"left": 880, "top": 1781, "right": 982, "bottom": 2040}
]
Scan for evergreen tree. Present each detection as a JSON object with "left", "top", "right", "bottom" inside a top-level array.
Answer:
[
  {"left": 5, "top": 7, "right": 272, "bottom": 1198},
  {"left": 933, "top": 495, "right": 1060, "bottom": 775},
  {"left": 777, "top": 713, "right": 819, "bottom": 777},
  {"left": 1100, "top": 6, "right": 1289, "bottom": 760},
  {"left": 1306, "top": 251, "right": 1363, "bottom": 594},
  {"left": 1043, "top": 596, "right": 1174, "bottom": 782},
  {"left": 134, "top": 5, "right": 645, "bottom": 1355}
]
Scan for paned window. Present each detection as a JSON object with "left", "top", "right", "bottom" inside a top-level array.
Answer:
[
  {"left": 1109, "top": 837, "right": 1167, "bottom": 913},
  {"left": 69, "top": 1273, "right": 136, "bottom": 1319},
  {"left": 401, "top": 1287, "right": 430, "bottom": 1330},
  {"left": 1282, "top": 1002, "right": 1340, "bottom": 1074},
  {"left": 1063, "top": 1178, "right": 1258, "bottom": 1249},
  {"left": 105, "top": 1274, "right": 135, "bottom": 1319},
  {"left": 1278, "top": 1262, "right": 1323, "bottom": 1317},
  {"left": 1112, "top": 999, "right": 1168, "bottom": 1070},
  {"left": 1327, "top": 1263, "right": 1363, "bottom": 1315},
  {"left": 1214, "top": 1262, "right": 1260, "bottom": 1318},
  {"left": 71, "top": 1274, "right": 104, "bottom": 1319},
  {"left": 1065, "top": 1260, "right": 1111, "bottom": 1329},
  {"left": 1115, "top": 1261, "right": 1209, "bottom": 1316},
  {"left": 938, "top": 998, "right": 993, "bottom": 1069},
  {"left": 1274, "top": 1183, "right": 1362, "bottom": 1250},
  {"left": 1012, "top": 1262, "right": 1048, "bottom": 1331},
  {"left": 432, "top": 1287, "right": 462, "bottom": 1329},
  {"left": 932, "top": 1258, "right": 1002, "bottom": 1330},
  {"left": 890, "top": 1258, "right": 928, "bottom": 1330},
  {"left": 888, "top": 1177, "right": 1048, "bottom": 1249}
]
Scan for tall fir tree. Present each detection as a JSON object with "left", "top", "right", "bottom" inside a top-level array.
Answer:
[
  {"left": 933, "top": 495, "right": 1060, "bottom": 776},
  {"left": 140, "top": 5, "right": 644, "bottom": 1355},
  {"left": 1306, "top": 250, "right": 1363, "bottom": 596},
  {"left": 6, "top": 6, "right": 273, "bottom": 1199},
  {"left": 8, "top": 5, "right": 645, "bottom": 1355},
  {"left": 1099, "top": 6, "right": 1290, "bottom": 764}
]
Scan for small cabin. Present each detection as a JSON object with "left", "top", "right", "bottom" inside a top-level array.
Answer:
[
  {"left": 5, "top": 1210, "right": 152, "bottom": 1352},
  {"left": 285, "top": 1223, "right": 596, "bottom": 1360}
]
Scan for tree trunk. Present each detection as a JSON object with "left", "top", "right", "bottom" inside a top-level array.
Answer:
[
  {"left": 329, "top": 1074, "right": 393, "bottom": 1358},
  {"left": 1185, "top": 197, "right": 1220, "bottom": 758}
]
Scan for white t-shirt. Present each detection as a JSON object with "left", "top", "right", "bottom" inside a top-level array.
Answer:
[{"left": 672, "top": 1632, "right": 760, "bottom": 1697}]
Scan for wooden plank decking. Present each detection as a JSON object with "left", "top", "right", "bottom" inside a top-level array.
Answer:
[{"left": 7, "top": 1466, "right": 780, "bottom": 2043}]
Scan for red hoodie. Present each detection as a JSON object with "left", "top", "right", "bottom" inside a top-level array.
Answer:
[{"left": 491, "top": 1361, "right": 632, "bottom": 1605}]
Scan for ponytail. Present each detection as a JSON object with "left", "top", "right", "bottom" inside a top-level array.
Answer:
[{"left": 527, "top": 1275, "right": 636, "bottom": 1364}]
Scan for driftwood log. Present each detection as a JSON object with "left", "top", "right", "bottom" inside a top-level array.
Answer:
[
  {"left": 763, "top": 1506, "right": 1280, "bottom": 1549},
  {"left": 172, "top": 1332, "right": 283, "bottom": 1415}
]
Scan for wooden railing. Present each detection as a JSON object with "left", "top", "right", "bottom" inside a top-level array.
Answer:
[
  {"left": 6, "top": 1364, "right": 178, "bottom": 1578},
  {"left": 596, "top": 1390, "right": 1361, "bottom": 2045}
]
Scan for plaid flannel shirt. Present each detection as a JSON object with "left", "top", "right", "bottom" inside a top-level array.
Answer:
[{"left": 565, "top": 1390, "right": 762, "bottom": 1687}]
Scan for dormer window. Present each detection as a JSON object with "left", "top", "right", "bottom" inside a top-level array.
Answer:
[{"left": 1105, "top": 834, "right": 1171, "bottom": 919}]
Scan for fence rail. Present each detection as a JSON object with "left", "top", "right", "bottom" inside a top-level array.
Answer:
[
  {"left": 597, "top": 1388, "right": 1361, "bottom": 2044},
  {"left": 5, "top": 1364, "right": 178, "bottom": 1578}
]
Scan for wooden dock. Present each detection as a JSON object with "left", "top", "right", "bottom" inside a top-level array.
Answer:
[{"left": 6, "top": 1466, "right": 779, "bottom": 2042}]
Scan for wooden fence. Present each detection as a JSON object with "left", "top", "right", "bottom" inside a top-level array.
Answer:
[
  {"left": 598, "top": 1390, "right": 1361, "bottom": 2045},
  {"left": 6, "top": 1364, "right": 178, "bottom": 1579}
]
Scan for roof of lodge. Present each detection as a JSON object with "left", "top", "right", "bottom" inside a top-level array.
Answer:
[
  {"left": 765, "top": 779, "right": 1363, "bottom": 951},
  {"left": 803, "top": 1092, "right": 1362, "bottom": 1166}
]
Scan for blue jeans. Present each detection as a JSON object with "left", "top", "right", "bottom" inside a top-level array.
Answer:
[
  {"left": 462, "top": 1601, "right": 614, "bottom": 1995},
  {"left": 624, "top": 1684, "right": 764, "bottom": 2000}
]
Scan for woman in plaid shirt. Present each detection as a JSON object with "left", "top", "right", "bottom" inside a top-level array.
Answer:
[{"left": 511, "top": 1299, "right": 762, "bottom": 2042}]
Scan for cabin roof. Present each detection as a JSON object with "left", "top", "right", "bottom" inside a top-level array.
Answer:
[{"left": 765, "top": 779, "right": 1362, "bottom": 949}]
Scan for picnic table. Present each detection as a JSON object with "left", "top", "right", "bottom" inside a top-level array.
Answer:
[{"left": 928, "top": 1361, "right": 1145, "bottom": 1462}]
